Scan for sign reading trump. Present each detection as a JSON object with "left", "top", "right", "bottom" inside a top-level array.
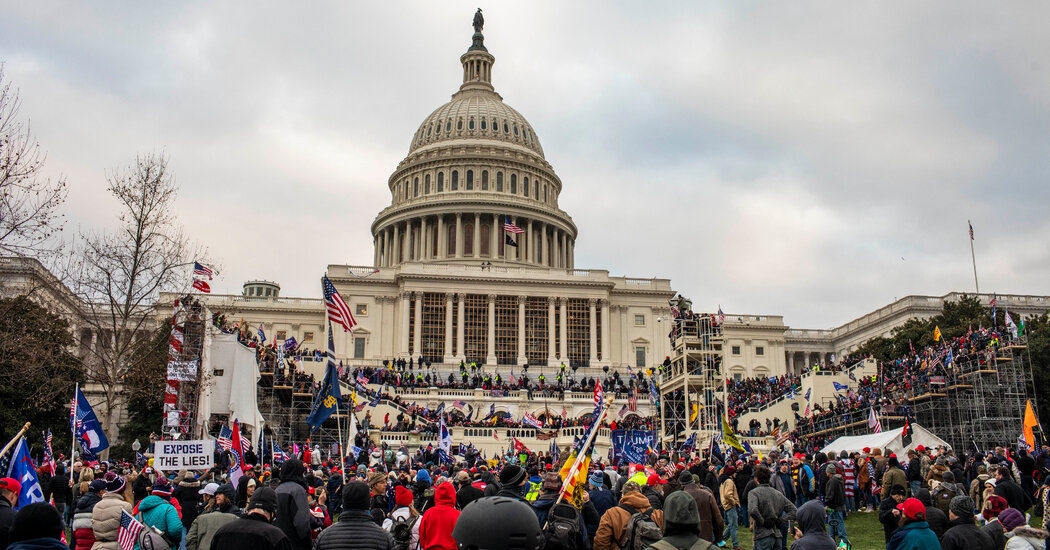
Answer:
[
  {"left": 611, "top": 429, "right": 656, "bottom": 465},
  {"left": 154, "top": 440, "right": 215, "bottom": 471}
]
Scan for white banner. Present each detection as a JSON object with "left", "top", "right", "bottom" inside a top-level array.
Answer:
[
  {"left": 154, "top": 439, "right": 215, "bottom": 471},
  {"left": 167, "top": 360, "right": 199, "bottom": 381}
]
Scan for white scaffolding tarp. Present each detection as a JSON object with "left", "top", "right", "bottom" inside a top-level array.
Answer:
[{"left": 820, "top": 423, "right": 950, "bottom": 457}]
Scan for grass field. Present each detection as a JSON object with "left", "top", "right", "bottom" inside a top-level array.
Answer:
[{"left": 728, "top": 512, "right": 1046, "bottom": 549}]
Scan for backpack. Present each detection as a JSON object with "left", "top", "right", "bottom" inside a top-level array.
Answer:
[
  {"left": 618, "top": 504, "right": 663, "bottom": 550},
  {"left": 933, "top": 484, "right": 955, "bottom": 514},
  {"left": 543, "top": 502, "right": 583, "bottom": 550},
  {"left": 136, "top": 513, "right": 175, "bottom": 550},
  {"left": 650, "top": 539, "right": 714, "bottom": 550},
  {"left": 391, "top": 514, "right": 418, "bottom": 550}
]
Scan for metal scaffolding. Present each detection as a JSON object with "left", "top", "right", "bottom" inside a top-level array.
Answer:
[{"left": 659, "top": 313, "right": 724, "bottom": 448}]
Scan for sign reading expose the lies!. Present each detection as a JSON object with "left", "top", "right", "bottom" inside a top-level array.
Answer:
[{"left": 154, "top": 439, "right": 215, "bottom": 471}]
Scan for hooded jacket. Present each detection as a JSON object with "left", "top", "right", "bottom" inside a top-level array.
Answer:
[
  {"left": 824, "top": 474, "right": 845, "bottom": 510},
  {"left": 747, "top": 483, "right": 796, "bottom": 542},
  {"left": 275, "top": 460, "right": 312, "bottom": 550},
  {"left": 914, "top": 490, "right": 948, "bottom": 539},
  {"left": 650, "top": 492, "right": 708, "bottom": 550},
  {"left": 172, "top": 478, "right": 202, "bottom": 528},
  {"left": 593, "top": 491, "right": 664, "bottom": 550},
  {"left": 418, "top": 483, "right": 460, "bottom": 550},
  {"left": 90, "top": 492, "right": 134, "bottom": 550},
  {"left": 72, "top": 492, "right": 102, "bottom": 550},
  {"left": 186, "top": 507, "right": 240, "bottom": 550},
  {"left": 1005, "top": 525, "right": 1050, "bottom": 550},
  {"left": 789, "top": 500, "right": 836, "bottom": 550},
  {"left": 314, "top": 509, "right": 394, "bottom": 550},
  {"left": 135, "top": 495, "right": 183, "bottom": 544}
]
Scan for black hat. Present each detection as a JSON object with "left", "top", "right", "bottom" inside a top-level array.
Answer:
[
  {"left": 246, "top": 487, "right": 278, "bottom": 514},
  {"left": 453, "top": 497, "right": 542, "bottom": 550},
  {"left": 890, "top": 484, "right": 907, "bottom": 496},
  {"left": 499, "top": 464, "right": 527, "bottom": 486},
  {"left": 678, "top": 470, "right": 694, "bottom": 485},
  {"left": 216, "top": 484, "right": 236, "bottom": 499},
  {"left": 9, "top": 502, "right": 64, "bottom": 541},
  {"left": 342, "top": 480, "right": 371, "bottom": 511}
]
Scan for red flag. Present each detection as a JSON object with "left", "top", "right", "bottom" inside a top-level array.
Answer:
[
  {"left": 513, "top": 437, "right": 529, "bottom": 453},
  {"left": 192, "top": 279, "right": 211, "bottom": 293}
]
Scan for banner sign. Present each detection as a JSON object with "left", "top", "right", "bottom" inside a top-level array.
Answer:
[
  {"left": 930, "top": 375, "right": 946, "bottom": 386},
  {"left": 154, "top": 439, "right": 215, "bottom": 471},
  {"left": 611, "top": 429, "right": 656, "bottom": 465},
  {"left": 167, "top": 360, "right": 199, "bottom": 381}
]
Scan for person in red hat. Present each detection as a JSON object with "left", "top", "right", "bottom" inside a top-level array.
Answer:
[
  {"left": 643, "top": 473, "right": 668, "bottom": 511},
  {"left": 885, "top": 497, "right": 940, "bottom": 549},
  {"left": 0, "top": 477, "right": 21, "bottom": 547},
  {"left": 383, "top": 485, "right": 420, "bottom": 550}
]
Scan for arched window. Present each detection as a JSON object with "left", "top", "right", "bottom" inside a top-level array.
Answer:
[
  {"left": 413, "top": 178, "right": 419, "bottom": 197},
  {"left": 503, "top": 121, "right": 509, "bottom": 134},
  {"left": 464, "top": 223, "right": 474, "bottom": 255},
  {"left": 457, "top": 119, "right": 463, "bottom": 130},
  {"left": 447, "top": 224, "right": 456, "bottom": 256},
  {"left": 437, "top": 172, "right": 444, "bottom": 192},
  {"left": 534, "top": 181, "right": 539, "bottom": 198},
  {"left": 523, "top": 176, "right": 529, "bottom": 197},
  {"left": 513, "top": 124, "right": 519, "bottom": 136},
  {"left": 481, "top": 170, "right": 489, "bottom": 190},
  {"left": 480, "top": 223, "right": 491, "bottom": 255},
  {"left": 496, "top": 172, "right": 504, "bottom": 192},
  {"left": 425, "top": 174, "right": 431, "bottom": 194},
  {"left": 451, "top": 171, "right": 459, "bottom": 191},
  {"left": 469, "top": 118, "right": 475, "bottom": 130},
  {"left": 510, "top": 174, "right": 517, "bottom": 194},
  {"left": 481, "top": 119, "right": 487, "bottom": 130},
  {"left": 445, "top": 120, "right": 451, "bottom": 132},
  {"left": 466, "top": 170, "right": 474, "bottom": 190},
  {"left": 427, "top": 124, "right": 432, "bottom": 136},
  {"left": 544, "top": 184, "right": 548, "bottom": 202}
]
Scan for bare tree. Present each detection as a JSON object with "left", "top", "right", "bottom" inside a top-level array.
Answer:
[
  {"left": 0, "top": 67, "right": 67, "bottom": 257},
  {"left": 75, "top": 152, "right": 204, "bottom": 437}
]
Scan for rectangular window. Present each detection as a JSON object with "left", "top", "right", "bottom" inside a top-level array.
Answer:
[
  {"left": 464, "top": 294, "right": 488, "bottom": 365},
  {"left": 303, "top": 331, "right": 314, "bottom": 342},
  {"left": 755, "top": 346, "right": 765, "bottom": 356},
  {"left": 525, "top": 297, "right": 548, "bottom": 366},
  {"left": 421, "top": 292, "right": 446, "bottom": 363},
  {"left": 355, "top": 304, "right": 368, "bottom": 316},
  {"left": 494, "top": 296, "right": 517, "bottom": 365},
  {"left": 566, "top": 299, "right": 590, "bottom": 368},
  {"left": 731, "top": 345, "right": 741, "bottom": 355},
  {"left": 276, "top": 330, "right": 287, "bottom": 341},
  {"left": 734, "top": 373, "right": 743, "bottom": 382},
  {"left": 354, "top": 337, "right": 365, "bottom": 359},
  {"left": 634, "top": 314, "right": 645, "bottom": 326},
  {"left": 635, "top": 346, "right": 646, "bottom": 367},
  {"left": 213, "top": 369, "right": 224, "bottom": 377}
]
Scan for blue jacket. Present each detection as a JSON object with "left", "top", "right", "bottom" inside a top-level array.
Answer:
[
  {"left": 887, "top": 521, "right": 941, "bottom": 550},
  {"left": 136, "top": 495, "right": 183, "bottom": 546}
]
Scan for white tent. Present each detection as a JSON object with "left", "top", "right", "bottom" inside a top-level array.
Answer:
[{"left": 820, "top": 423, "right": 950, "bottom": 457}]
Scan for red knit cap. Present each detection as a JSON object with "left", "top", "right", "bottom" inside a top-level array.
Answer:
[{"left": 395, "top": 485, "right": 413, "bottom": 507}]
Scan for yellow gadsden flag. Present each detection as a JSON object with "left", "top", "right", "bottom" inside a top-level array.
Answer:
[
  {"left": 1024, "top": 399, "right": 1040, "bottom": 450},
  {"left": 933, "top": 326, "right": 942, "bottom": 342},
  {"left": 722, "top": 414, "right": 745, "bottom": 452}
]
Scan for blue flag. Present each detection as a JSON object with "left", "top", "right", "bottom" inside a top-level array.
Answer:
[
  {"left": 5, "top": 437, "right": 44, "bottom": 509},
  {"left": 680, "top": 432, "right": 697, "bottom": 452},
  {"left": 944, "top": 349, "right": 953, "bottom": 367},
  {"left": 804, "top": 388, "right": 811, "bottom": 401},
  {"left": 307, "top": 321, "right": 343, "bottom": 431},
  {"left": 709, "top": 435, "right": 725, "bottom": 465},
  {"left": 71, "top": 387, "right": 109, "bottom": 458},
  {"left": 833, "top": 382, "right": 849, "bottom": 391}
]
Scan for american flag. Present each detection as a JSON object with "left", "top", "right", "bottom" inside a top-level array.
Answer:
[
  {"left": 42, "top": 430, "right": 56, "bottom": 476},
  {"left": 717, "top": 306, "right": 725, "bottom": 324},
  {"left": 628, "top": 388, "right": 638, "bottom": 412},
  {"left": 521, "top": 412, "right": 542, "bottom": 429},
  {"left": 216, "top": 425, "right": 233, "bottom": 451},
  {"left": 193, "top": 261, "right": 214, "bottom": 279},
  {"left": 593, "top": 378, "right": 604, "bottom": 409},
  {"left": 451, "top": 400, "right": 466, "bottom": 410},
  {"left": 118, "top": 510, "right": 143, "bottom": 550},
  {"left": 323, "top": 275, "right": 357, "bottom": 332},
  {"left": 869, "top": 407, "right": 882, "bottom": 433},
  {"left": 503, "top": 216, "right": 525, "bottom": 234}
]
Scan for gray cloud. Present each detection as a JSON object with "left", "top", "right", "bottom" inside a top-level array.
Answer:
[{"left": 2, "top": 0, "right": 1048, "bottom": 329}]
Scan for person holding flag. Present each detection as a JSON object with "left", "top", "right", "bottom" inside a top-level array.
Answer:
[{"left": 71, "top": 386, "right": 110, "bottom": 461}]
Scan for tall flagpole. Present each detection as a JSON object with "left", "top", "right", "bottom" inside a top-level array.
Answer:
[
  {"left": 71, "top": 383, "right": 78, "bottom": 464},
  {"left": 969, "top": 220, "right": 980, "bottom": 294}
]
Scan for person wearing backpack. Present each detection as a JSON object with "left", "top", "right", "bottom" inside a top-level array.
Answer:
[
  {"left": 593, "top": 480, "right": 664, "bottom": 550},
  {"left": 644, "top": 491, "right": 713, "bottom": 550},
  {"left": 933, "top": 473, "right": 965, "bottom": 516},
  {"left": 382, "top": 486, "right": 420, "bottom": 550},
  {"left": 532, "top": 472, "right": 589, "bottom": 550},
  {"left": 134, "top": 479, "right": 184, "bottom": 549},
  {"left": 315, "top": 481, "right": 395, "bottom": 550}
]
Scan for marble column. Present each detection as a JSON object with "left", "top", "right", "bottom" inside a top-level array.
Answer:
[
  {"left": 473, "top": 213, "right": 481, "bottom": 259},
  {"left": 547, "top": 297, "right": 557, "bottom": 365},
  {"left": 455, "top": 214, "right": 463, "bottom": 259},
  {"left": 437, "top": 216, "right": 446, "bottom": 260},
  {"left": 400, "top": 291, "right": 411, "bottom": 357},
  {"left": 600, "top": 299, "right": 610, "bottom": 364},
  {"left": 490, "top": 214, "right": 498, "bottom": 259},
  {"left": 517, "top": 295, "right": 527, "bottom": 365},
  {"left": 456, "top": 294, "right": 465, "bottom": 361},
  {"left": 540, "top": 223, "right": 548, "bottom": 266},
  {"left": 559, "top": 298, "right": 568, "bottom": 361},
  {"left": 527, "top": 219, "right": 534, "bottom": 264},
  {"left": 568, "top": 239, "right": 574, "bottom": 269},
  {"left": 588, "top": 298, "right": 598, "bottom": 366},
  {"left": 444, "top": 293, "right": 454, "bottom": 362},
  {"left": 413, "top": 291, "right": 423, "bottom": 357},
  {"left": 486, "top": 294, "right": 497, "bottom": 365},
  {"left": 393, "top": 224, "right": 401, "bottom": 266}
]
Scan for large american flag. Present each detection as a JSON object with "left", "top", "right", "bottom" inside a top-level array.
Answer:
[
  {"left": 216, "top": 425, "right": 233, "bottom": 451},
  {"left": 118, "top": 510, "right": 143, "bottom": 550},
  {"left": 193, "top": 261, "right": 214, "bottom": 279},
  {"left": 503, "top": 216, "right": 525, "bottom": 234},
  {"left": 323, "top": 275, "right": 357, "bottom": 332},
  {"left": 42, "top": 430, "right": 56, "bottom": 476}
]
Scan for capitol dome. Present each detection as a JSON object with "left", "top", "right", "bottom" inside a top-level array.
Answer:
[{"left": 371, "top": 23, "right": 577, "bottom": 269}]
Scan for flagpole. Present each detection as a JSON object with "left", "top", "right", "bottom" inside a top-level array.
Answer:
[
  {"left": 969, "top": 220, "right": 980, "bottom": 294},
  {"left": 71, "top": 382, "right": 79, "bottom": 464},
  {"left": 547, "top": 395, "right": 612, "bottom": 516},
  {"left": 0, "top": 422, "right": 31, "bottom": 459}
]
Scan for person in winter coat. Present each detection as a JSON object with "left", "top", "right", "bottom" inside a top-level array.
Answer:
[
  {"left": 7, "top": 502, "right": 69, "bottom": 550},
  {"left": 941, "top": 495, "right": 995, "bottom": 550},
  {"left": 274, "top": 459, "right": 312, "bottom": 550},
  {"left": 995, "top": 466, "right": 1033, "bottom": 512},
  {"left": 71, "top": 480, "right": 106, "bottom": 550},
  {"left": 643, "top": 473, "right": 667, "bottom": 511},
  {"left": 885, "top": 497, "right": 940, "bottom": 550},
  {"left": 496, "top": 465, "right": 530, "bottom": 503},
  {"left": 454, "top": 471, "right": 483, "bottom": 508},
  {"left": 172, "top": 471, "right": 202, "bottom": 529},
  {"left": 1001, "top": 507, "right": 1049, "bottom": 550},
  {"left": 135, "top": 480, "right": 184, "bottom": 547},
  {"left": 91, "top": 473, "right": 134, "bottom": 550},
  {"left": 980, "top": 495, "right": 1009, "bottom": 549},
  {"left": 747, "top": 465, "right": 796, "bottom": 550},
  {"left": 647, "top": 491, "right": 710, "bottom": 550},
  {"left": 187, "top": 484, "right": 241, "bottom": 550},
  {"left": 209, "top": 487, "right": 291, "bottom": 550},
  {"left": 719, "top": 466, "right": 741, "bottom": 550},
  {"left": 680, "top": 470, "right": 723, "bottom": 544},
  {"left": 913, "top": 489, "right": 948, "bottom": 540},
  {"left": 44, "top": 463, "right": 72, "bottom": 522},
  {"left": 823, "top": 463, "right": 847, "bottom": 544},
  {"left": 587, "top": 471, "right": 616, "bottom": 539},
  {"left": 368, "top": 472, "right": 390, "bottom": 525},
  {"left": 593, "top": 481, "right": 664, "bottom": 550},
  {"left": 413, "top": 469, "right": 436, "bottom": 512},
  {"left": 882, "top": 456, "right": 908, "bottom": 497},
  {"left": 382, "top": 486, "right": 420, "bottom": 550},
  {"left": 418, "top": 483, "right": 460, "bottom": 550},
  {"left": 788, "top": 500, "right": 835, "bottom": 550},
  {"left": 315, "top": 481, "right": 393, "bottom": 550},
  {"left": 879, "top": 485, "right": 908, "bottom": 543}
]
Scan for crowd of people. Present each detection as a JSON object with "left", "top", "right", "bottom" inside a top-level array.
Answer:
[
  {"left": 4, "top": 434, "right": 1049, "bottom": 550},
  {"left": 726, "top": 374, "right": 800, "bottom": 419}
]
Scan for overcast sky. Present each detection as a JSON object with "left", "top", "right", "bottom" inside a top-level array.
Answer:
[{"left": 3, "top": 1, "right": 1049, "bottom": 329}]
